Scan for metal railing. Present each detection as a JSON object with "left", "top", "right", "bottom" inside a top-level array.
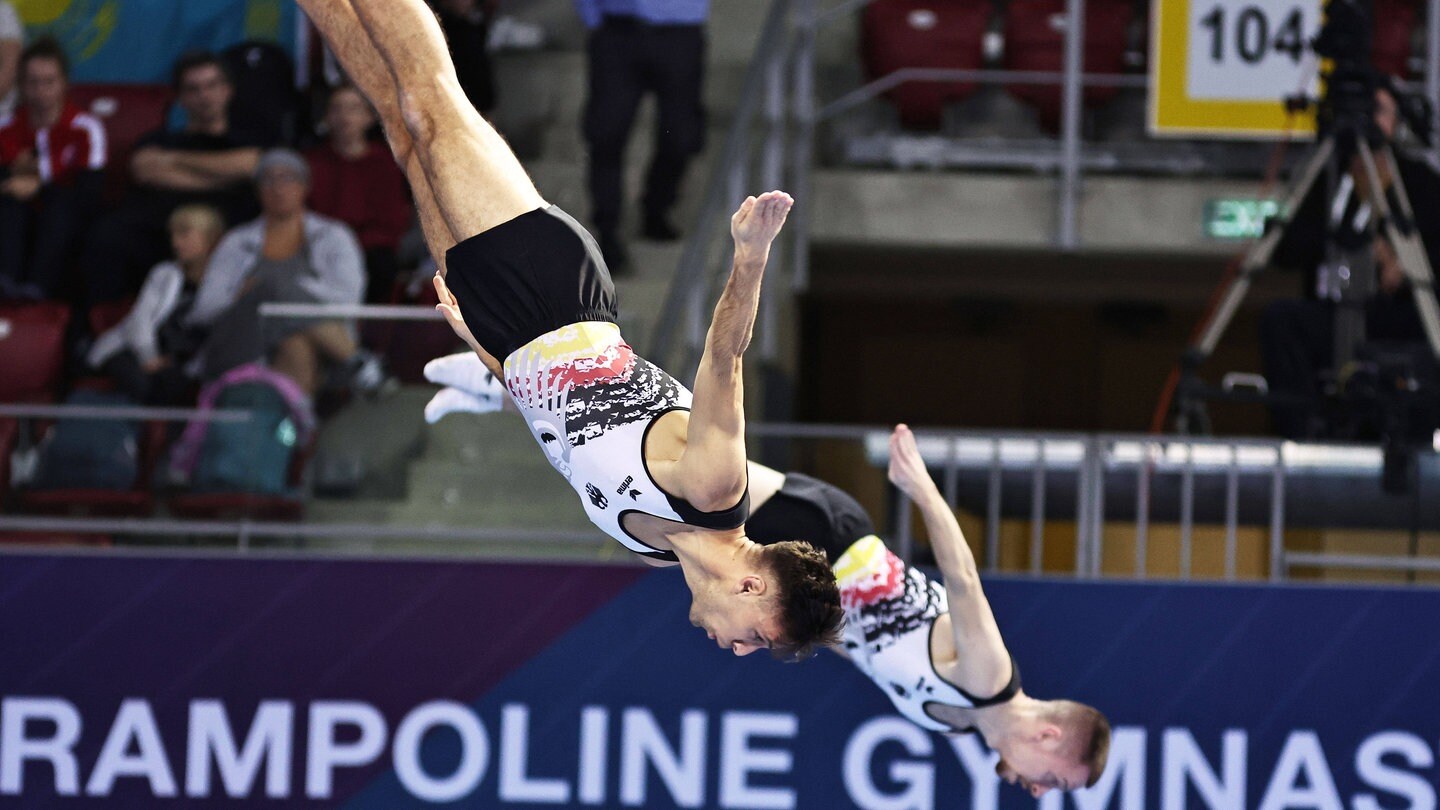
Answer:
[
  {"left": 853, "top": 426, "right": 1434, "bottom": 582},
  {"left": 4, "top": 409, "right": 1437, "bottom": 581}
]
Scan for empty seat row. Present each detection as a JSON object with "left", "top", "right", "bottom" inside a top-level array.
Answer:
[{"left": 862, "top": 0, "right": 1422, "bottom": 131}]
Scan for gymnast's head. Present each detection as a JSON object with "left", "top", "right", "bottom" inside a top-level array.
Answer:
[
  {"left": 993, "top": 699, "right": 1110, "bottom": 798},
  {"left": 687, "top": 539, "right": 843, "bottom": 662}
]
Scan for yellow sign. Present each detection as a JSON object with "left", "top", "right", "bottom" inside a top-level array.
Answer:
[{"left": 1149, "top": 0, "right": 1321, "bottom": 138}]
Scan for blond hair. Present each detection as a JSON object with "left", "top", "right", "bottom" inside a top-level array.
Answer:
[
  {"left": 168, "top": 204, "right": 224, "bottom": 241},
  {"left": 1047, "top": 700, "right": 1111, "bottom": 788}
]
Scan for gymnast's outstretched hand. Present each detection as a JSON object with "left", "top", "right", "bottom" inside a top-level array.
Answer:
[
  {"left": 888, "top": 424, "right": 942, "bottom": 503},
  {"left": 730, "top": 190, "right": 794, "bottom": 265}
]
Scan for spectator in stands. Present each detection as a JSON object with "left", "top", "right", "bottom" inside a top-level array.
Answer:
[
  {"left": 82, "top": 51, "right": 271, "bottom": 304},
  {"left": 575, "top": 0, "right": 709, "bottom": 272},
  {"left": 305, "top": 83, "right": 412, "bottom": 302},
  {"left": 1261, "top": 87, "right": 1440, "bottom": 439},
  {"left": 0, "top": 0, "right": 20, "bottom": 119},
  {"left": 0, "top": 38, "right": 106, "bottom": 301},
  {"left": 187, "top": 149, "right": 383, "bottom": 396},
  {"left": 87, "top": 205, "right": 223, "bottom": 405},
  {"left": 433, "top": 0, "right": 496, "bottom": 115}
]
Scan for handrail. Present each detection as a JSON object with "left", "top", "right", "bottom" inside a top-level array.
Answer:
[
  {"left": 818, "top": 68, "right": 1146, "bottom": 121},
  {"left": 647, "top": 0, "right": 794, "bottom": 370},
  {"left": 258, "top": 303, "right": 443, "bottom": 321}
]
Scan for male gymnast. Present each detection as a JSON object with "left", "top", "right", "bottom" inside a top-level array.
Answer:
[
  {"left": 297, "top": 0, "right": 841, "bottom": 660},
  {"left": 427, "top": 364, "right": 1110, "bottom": 797},
  {"left": 834, "top": 424, "right": 1110, "bottom": 798}
]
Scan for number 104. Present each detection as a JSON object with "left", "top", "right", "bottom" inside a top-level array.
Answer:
[{"left": 1199, "top": 6, "right": 1306, "bottom": 64}]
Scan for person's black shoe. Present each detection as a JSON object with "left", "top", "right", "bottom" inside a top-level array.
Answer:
[
  {"left": 641, "top": 212, "right": 682, "bottom": 242},
  {"left": 600, "top": 232, "right": 631, "bottom": 276}
]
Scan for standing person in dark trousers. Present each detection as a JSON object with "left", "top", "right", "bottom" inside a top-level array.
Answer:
[
  {"left": 0, "top": 38, "right": 106, "bottom": 301},
  {"left": 433, "top": 0, "right": 497, "bottom": 116},
  {"left": 575, "top": 0, "right": 708, "bottom": 272}
]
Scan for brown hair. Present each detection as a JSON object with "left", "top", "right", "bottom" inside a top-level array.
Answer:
[
  {"left": 21, "top": 38, "right": 69, "bottom": 81},
  {"left": 1049, "top": 700, "right": 1111, "bottom": 788},
  {"left": 758, "top": 541, "right": 844, "bottom": 663},
  {"left": 172, "top": 50, "right": 231, "bottom": 92}
]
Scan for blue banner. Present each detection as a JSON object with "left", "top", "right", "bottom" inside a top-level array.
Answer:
[
  {"left": 13, "top": 0, "right": 298, "bottom": 84},
  {"left": 1, "top": 552, "right": 1438, "bottom": 808}
]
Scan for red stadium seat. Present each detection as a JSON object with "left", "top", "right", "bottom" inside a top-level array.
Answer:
[
  {"left": 363, "top": 279, "right": 465, "bottom": 384},
  {"left": 88, "top": 297, "right": 136, "bottom": 336},
  {"left": 0, "top": 301, "right": 71, "bottom": 403},
  {"left": 862, "top": 0, "right": 994, "bottom": 130},
  {"left": 1371, "top": 0, "right": 1417, "bottom": 79},
  {"left": 68, "top": 84, "right": 172, "bottom": 205},
  {"left": 1004, "top": 0, "right": 1133, "bottom": 131}
]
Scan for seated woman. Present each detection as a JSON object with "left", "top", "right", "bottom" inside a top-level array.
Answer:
[
  {"left": 86, "top": 204, "right": 222, "bottom": 405},
  {"left": 186, "top": 148, "right": 384, "bottom": 396},
  {"left": 305, "top": 83, "right": 413, "bottom": 302}
]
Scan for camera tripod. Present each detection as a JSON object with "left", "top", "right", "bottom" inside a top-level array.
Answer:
[{"left": 1173, "top": 128, "right": 1440, "bottom": 437}]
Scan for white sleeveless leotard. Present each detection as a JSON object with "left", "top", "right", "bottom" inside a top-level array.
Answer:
[
  {"left": 835, "top": 536, "right": 1019, "bottom": 733},
  {"left": 503, "top": 321, "right": 747, "bottom": 560}
]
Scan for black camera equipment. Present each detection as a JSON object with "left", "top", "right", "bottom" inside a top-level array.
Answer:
[{"left": 1173, "top": 0, "right": 1440, "bottom": 493}]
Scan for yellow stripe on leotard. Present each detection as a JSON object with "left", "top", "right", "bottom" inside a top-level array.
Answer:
[
  {"left": 834, "top": 535, "right": 889, "bottom": 587},
  {"left": 504, "top": 321, "right": 625, "bottom": 374}
]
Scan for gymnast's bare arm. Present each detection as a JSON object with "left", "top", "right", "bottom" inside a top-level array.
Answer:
[
  {"left": 887, "top": 424, "right": 1012, "bottom": 693},
  {"left": 671, "top": 191, "right": 794, "bottom": 511}
]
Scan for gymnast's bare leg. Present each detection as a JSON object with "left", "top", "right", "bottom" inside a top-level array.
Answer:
[{"left": 295, "top": 0, "right": 539, "bottom": 375}]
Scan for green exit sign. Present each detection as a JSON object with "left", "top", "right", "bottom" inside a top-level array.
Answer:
[{"left": 1204, "top": 199, "right": 1281, "bottom": 240}]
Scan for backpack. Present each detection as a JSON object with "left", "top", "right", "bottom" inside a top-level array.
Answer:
[
  {"left": 191, "top": 381, "right": 301, "bottom": 495},
  {"left": 30, "top": 390, "right": 141, "bottom": 491}
]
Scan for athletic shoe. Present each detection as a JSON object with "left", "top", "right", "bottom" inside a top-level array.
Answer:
[
  {"left": 425, "top": 386, "right": 492, "bottom": 424},
  {"left": 487, "top": 16, "right": 546, "bottom": 52},
  {"left": 423, "top": 352, "right": 506, "bottom": 410},
  {"left": 348, "top": 349, "right": 397, "bottom": 397}
]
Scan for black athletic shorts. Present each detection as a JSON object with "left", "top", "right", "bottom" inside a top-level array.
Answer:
[
  {"left": 746, "top": 472, "right": 877, "bottom": 563},
  {"left": 444, "top": 205, "right": 619, "bottom": 361}
]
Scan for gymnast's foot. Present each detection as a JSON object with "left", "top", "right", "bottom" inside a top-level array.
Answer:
[
  {"left": 424, "top": 386, "right": 499, "bottom": 424},
  {"left": 424, "top": 352, "right": 505, "bottom": 400}
]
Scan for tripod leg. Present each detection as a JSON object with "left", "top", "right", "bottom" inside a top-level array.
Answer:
[
  {"left": 1194, "top": 138, "right": 1336, "bottom": 359},
  {"left": 1359, "top": 141, "right": 1440, "bottom": 361}
]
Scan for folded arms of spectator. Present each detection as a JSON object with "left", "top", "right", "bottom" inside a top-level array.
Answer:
[{"left": 130, "top": 146, "right": 261, "bottom": 191}]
